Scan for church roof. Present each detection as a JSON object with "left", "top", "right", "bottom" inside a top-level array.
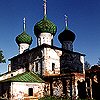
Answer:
[
  {"left": 58, "top": 16, "right": 76, "bottom": 43},
  {"left": 58, "top": 29, "right": 76, "bottom": 43},
  {"left": 34, "top": 16, "right": 57, "bottom": 37},
  {"left": 34, "top": 0, "right": 57, "bottom": 37},
  {"left": 16, "top": 31, "right": 32, "bottom": 45},
  {"left": 9, "top": 44, "right": 85, "bottom": 61},
  {"left": 0, "top": 71, "right": 44, "bottom": 83}
]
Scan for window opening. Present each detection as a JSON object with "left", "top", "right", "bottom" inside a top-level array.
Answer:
[
  {"left": 52, "top": 63, "right": 55, "bottom": 71},
  {"left": 28, "top": 88, "right": 33, "bottom": 96},
  {"left": 36, "top": 63, "right": 38, "bottom": 72}
]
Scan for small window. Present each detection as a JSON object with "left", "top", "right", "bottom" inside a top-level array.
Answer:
[
  {"left": 52, "top": 63, "right": 55, "bottom": 71},
  {"left": 43, "top": 37, "right": 45, "bottom": 39},
  {"left": 11, "top": 74, "right": 13, "bottom": 76},
  {"left": 36, "top": 63, "right": 38, "bottom": 72},
  {"left": 28, "top": 88, "right": 33, "bottom": 96}
]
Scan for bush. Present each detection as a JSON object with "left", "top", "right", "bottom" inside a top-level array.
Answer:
[
  {"left": 39, "top": 96, "right": 68, "bottom": 100},
  {"left": 39, "top": 96, "right": 95, "bottom": 100}
]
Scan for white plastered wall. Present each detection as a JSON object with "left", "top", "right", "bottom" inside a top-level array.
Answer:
[{"left": 19, "top": 43, "right": 30, "bottom": 54}]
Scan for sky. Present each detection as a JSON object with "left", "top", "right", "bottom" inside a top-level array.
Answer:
[{"left": 0, "top": 0, "right": 100, "bottom": 73}]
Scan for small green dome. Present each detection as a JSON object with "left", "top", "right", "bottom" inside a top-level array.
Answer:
[
  {"left": 34, "top": 17, "right": 57, "bottom": 37},
  {"left": 16, "top": 31, "right": 32, "bottom": 45},
  {"left": 58, "top": 29, "right": 75, "bottom": 44}
]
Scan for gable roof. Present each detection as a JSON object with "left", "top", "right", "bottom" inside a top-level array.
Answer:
[
  {"left": 9, "top": 44, "right": 85, "bottom": 61},
  {"left": 0, "top": 71, "right": 44, "bottom": 83}
]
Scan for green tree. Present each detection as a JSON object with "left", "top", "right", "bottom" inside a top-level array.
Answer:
[{"left": 0, "top": 50, "right": 6, "bottom": 63}]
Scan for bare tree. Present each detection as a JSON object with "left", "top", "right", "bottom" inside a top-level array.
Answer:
[
  {"left": 84, "top": 61, "right": 91, "bottom": 70},
  {"left": 97, "top": 58, "right": 100, "bottom": 66}
]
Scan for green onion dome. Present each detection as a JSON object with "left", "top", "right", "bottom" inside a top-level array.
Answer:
[
  {"left": 58, "top": 28, "right": 75, "bottom": 44},
  {"left": 34, "top": 16, "right": 57, "bottom": 37},
  {"left": 16, "top": 31, "right": 32, "bottom": 45}
]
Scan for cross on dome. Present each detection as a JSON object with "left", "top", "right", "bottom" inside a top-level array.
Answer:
[
  {"left": 43, "top": 0, "right": 47, "bottom": 17},
  {"left": 23, "top": 17, "right": 26, "bottom": 32},
  {"left": 65, "top": 15, "right": 68, "bottom": 29}
]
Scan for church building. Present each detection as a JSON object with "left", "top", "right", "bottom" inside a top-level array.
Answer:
[{"left": 0, "top": 0, "right": 86, "bottom": 100}]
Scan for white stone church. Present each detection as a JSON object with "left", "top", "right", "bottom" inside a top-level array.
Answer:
[{"left": 0, "top": 0, "right": 86, "bottom": 100}]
